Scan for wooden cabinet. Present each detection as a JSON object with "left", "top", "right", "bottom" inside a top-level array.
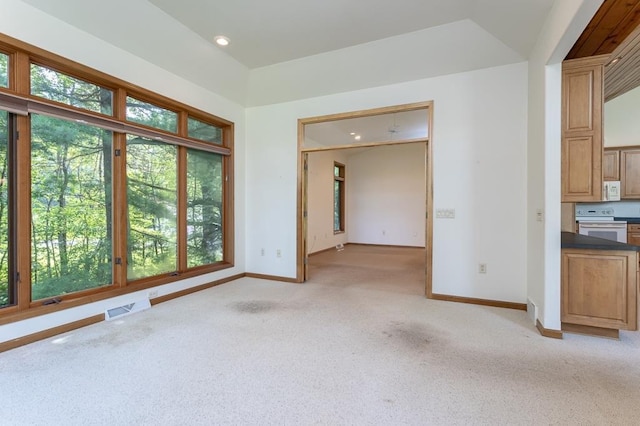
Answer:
[
  {"left": 561, "top": 56, "right": 607, "bottom": 202},
  {"left": 620, "top": 148, "right": 640, "bottom": 198},
  {"left": 603, "top": 149, "right": 620, "bottom": 181},
  {"left": 562, "top": 248, "right": 638, "bottom": 333},
  {"left": 628, "top": 224, "right": 640, "bottom": 246}
]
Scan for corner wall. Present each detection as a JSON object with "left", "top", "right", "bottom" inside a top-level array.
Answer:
[
  {"left": 347, "top": 143, "right": 426, "bottom": 247},
  {"left": 526, "top": 0, "right": 603, "bottom": 330},
  {"left": 306, "top": 150, "right": 349, "bottom": 254}
]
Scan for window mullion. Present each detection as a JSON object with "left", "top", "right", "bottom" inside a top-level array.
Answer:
[
  {"left": 112, "top": 133, "right": 127, "bottom": 288},
  {"left": 112, "top": 88, "right": 127, "bottom": 287},
  {"left": 12, "top": 51, "right": 29, "bottom": 95}
]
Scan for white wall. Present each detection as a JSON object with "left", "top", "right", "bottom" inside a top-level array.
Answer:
[
  {"left": 307, "top": 143, "right": 426, "bottom": 253},
  {"left": 246, "top": 62, "right": 529, "bottom": 303},
  {"left": 347, "top": 143, "right": 426, "bottom": 247},
  {"left": 526, "top": 0, "right": 603, "bottom": 330},
  {"left": 605, "top": 86, "right": 640, "bottom": 147},
  {"left": 306, "top": 150, "right": 349, "bottom": 254},
  {"left": 0, "top": 1, "right": 247, "bottom": 344}
]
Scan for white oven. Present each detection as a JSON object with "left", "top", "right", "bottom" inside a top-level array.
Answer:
[
  {"left": 576, "top": 207, "right": 627, "bottom": 243},
  {"left": 578, "top": 221, "right": 627, "bottom": 243}
]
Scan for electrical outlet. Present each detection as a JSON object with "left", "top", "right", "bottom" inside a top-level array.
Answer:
[
  {"left": 260, "top": 248, "right": 265, "bottom": 256},
  {"left": 536, "top": 209, "right": 543, "bottom": 222},
  {"left": 276, "top": 249, "right": 282, "bottom": 258},
  {"left": 148, "top": 290, "right": 158, "bottom": 299},
  {"left": 479, "top": 263, "right": 487, "bottom": 274}
]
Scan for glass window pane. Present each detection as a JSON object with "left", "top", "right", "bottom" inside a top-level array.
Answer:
[
  {"left": 0, "top": 53, "right": 8, "bottom": 88},
  {"left": 187, "top": 117, "right": 222, "bottom": 144},
  {"left": 126, "top": 135, "right": 177, "bottom": 279},
  {"left": 187, "top": 150, "right": 223, "bottom": 267},
  {"left": 1, "top": 111, "right": 9, "bottom": 307},
  {"left": 126, "top": 96, "right": 177, "bottom": 133},
  {"left": 30, "top": 64, "right": 113, "bottom": 115},
  {"left": 334, "top": 181, "right": 341, "bottom": 232},
  {"left": 31, "top": 114, "right": 113, "bottom": 300}
]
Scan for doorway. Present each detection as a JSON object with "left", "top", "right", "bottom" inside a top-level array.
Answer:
[{"left": 296, "top": 101, "right": 434, "bottom": 297}]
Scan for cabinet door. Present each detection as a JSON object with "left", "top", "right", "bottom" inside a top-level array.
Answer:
[
  {"left": 603, "top": 149, "right": 620, "bottom": 181},
  {"left": 561, "top": 56, "right": 607, "bottom": 202},
  {"left": 562, "top": 249, "right": 637, "bottom": 330},
  {"left": 621, "top": 149, "right": 640, "bottom": 198},
  {"left": 628, "top": 224, "right": 640, "bottom": 246}
]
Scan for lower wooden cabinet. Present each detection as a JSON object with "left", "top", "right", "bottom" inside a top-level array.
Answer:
[
  {"left": 628, "top": 224, "right": 640, "bottom": 246},
  {"left": 561, "top": 248, "right": 638, "bottom": 331}
]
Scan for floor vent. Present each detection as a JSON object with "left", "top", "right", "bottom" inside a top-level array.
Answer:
[
  {"left": 526, "top": 298, "right": 537, "bottom": 325},
  {"left": 105, "top": 298, "right": 151, "bottom": 321}
]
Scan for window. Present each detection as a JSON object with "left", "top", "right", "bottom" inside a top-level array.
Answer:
[
  {"left": 31, "top": 64, "right": 113, "bottom": 115},
  {"left": 0, "top": 110, "right": 10, "bottom": 307},
  {"left": 187, "top": 149, "right": 223, "bottom": 267},
  {"left": 0, "top": 52, "right": 7, "bottom": 88},
  {"left": 31, "top": 114, "right": 113, "bottom": 300},
  {"left": 0, "top": 33, "right": 233, "bottom": 321},
  {"left": 188, "top": 117, "right": 222, "bottom": 144},
  {"left": 334, "top": 162, "right": 345, "bottom": 233},
  {"left": 126, "top": 96, "right": 177, "bottom": 133},
  {"left": 126, "top": 136, "right": 177, "bottom": 280}
]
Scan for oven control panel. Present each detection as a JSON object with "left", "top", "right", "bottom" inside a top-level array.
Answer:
[{"left": 576, "top": 208, "right": 614, "bottom": 217}]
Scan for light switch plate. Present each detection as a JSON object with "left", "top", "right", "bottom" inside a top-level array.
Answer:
[{"left": 436, "top": 208, "right": 455, "bottom": 219}]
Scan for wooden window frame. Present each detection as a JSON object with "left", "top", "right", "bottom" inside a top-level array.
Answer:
[{"left": 0, "top": 32, "right": 234, "bottom": 324}]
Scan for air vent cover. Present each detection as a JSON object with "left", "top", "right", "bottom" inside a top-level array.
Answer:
[{"left": 105, "top": 298, "right": 151, "bottom": 321}]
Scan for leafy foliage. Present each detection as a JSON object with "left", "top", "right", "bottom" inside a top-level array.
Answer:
[
  {"left": 31, "top": 64, "right": 112, "bottom": 114},
  {"left": 126, "top": 137, "right": 177, "bottom": 280},
  {"left": 187, "top": 117, "right": 222, "bottom": 144},
  {"left": 0, "top": 53, "right": 7, "bottom": 88},
  {"left": 187, "top": 150, "right": 223, "bottom": 267},
  {"left": 126, "top": 97, "right": 177, "bottom": 133},
  {"left": 0, "top": 112, "right": 8, "bottom": 306},
  {"left": 30, "top": 114, "right": 112, "bottom": 300}
]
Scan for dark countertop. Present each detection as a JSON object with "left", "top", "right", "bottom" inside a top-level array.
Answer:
[
  {"left": 561, "top": 232, "right": 640, "bottom": 251},
  {"left": 614, "top": 217, "right": 640, "bottom": 224}
]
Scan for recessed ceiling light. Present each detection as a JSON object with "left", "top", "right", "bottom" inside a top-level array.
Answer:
[
  {"left": 214, "top": 36, "right": 230, "bottom": 47},
  {"left": 354, "top": 135, "right": 361, "bottom": 141},
  {"left": 606, "top": 56, "right": 622, "bottom": 67},
  {"left": 350, "top": 132, "right": 356, "bottom": 135}
]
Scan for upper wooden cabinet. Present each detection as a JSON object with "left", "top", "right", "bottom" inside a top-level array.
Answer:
[
  {"left": 561, "top": 56, "right": 608, "bottom": 202},
  {"left": 603, "top": 148, "right": 620, "bottom": 181},
  {"left": 621, "top": 148, "right": 640, "bottom": 198}
]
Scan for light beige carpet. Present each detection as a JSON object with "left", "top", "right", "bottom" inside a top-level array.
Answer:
[
  {"left": 1, "top": 249, "right": 640, "bottom": 425},
  {"left": 308, "top": 244, "right": 426, "bottom": 295}
]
